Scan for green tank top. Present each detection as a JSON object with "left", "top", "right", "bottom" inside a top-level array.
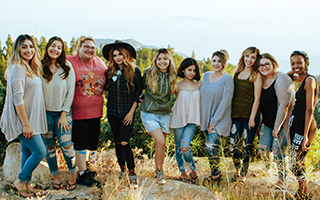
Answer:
[{"left": 231, "top": 72, "right": 257, "bottom": 118}]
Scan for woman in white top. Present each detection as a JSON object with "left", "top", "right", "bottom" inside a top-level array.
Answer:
[
  {"left": 170, "top": 58, "right": 201, "bottom": 184},
  {"left": 41, "top": 36, "right": 76, "bottom": 191},
  {"left": 0, "top": 34, "right": 47, "bottom": 197}
]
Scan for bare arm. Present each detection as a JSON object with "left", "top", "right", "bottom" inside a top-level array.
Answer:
[
  {"left": 249, "top": 73, "right": 262, "bottom": 129},
  {"left": 301, "top": 77, "right": 317, "bottom": 151},
  {"left": 287, "top": 70, "right": 301, "bottom": 82}
]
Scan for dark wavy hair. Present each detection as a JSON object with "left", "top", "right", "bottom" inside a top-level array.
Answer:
[
  {"left": 41, "top": 36, "right": 70, "bottom": 82},
  {"left": 177, "top": 58, "right": 201, "bottom": 81}
]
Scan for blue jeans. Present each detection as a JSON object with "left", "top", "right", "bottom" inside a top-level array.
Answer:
[
  {"left": 229, "top": 117, "right": 260, "bottom": 176},
  {"left": 18, "top": 134, "right": 46, "bottom": 183},
  {"left": 42, "top": 111, "right": 76, "bottom": 176},
  {"left": 259, "top": 124, "right": 287, "bottom": 180},
  {"left": 172, "top": 124, "right": 196, "bottom": 172},
  {"left": 204, "top": 130, "right": 223, "bottom": 176}
]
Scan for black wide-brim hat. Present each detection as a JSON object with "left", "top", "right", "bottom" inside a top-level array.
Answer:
[{"left": 102, "top": 40, "right": 136, "bottom": 61}]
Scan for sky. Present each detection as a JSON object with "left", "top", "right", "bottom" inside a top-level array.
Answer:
[{"left": 1, "top": 0, "right": 320, "bottom": 74}]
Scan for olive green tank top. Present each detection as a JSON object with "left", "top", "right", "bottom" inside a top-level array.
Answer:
[{"left": 231, "top": 72, "right": 258, "bottom": 118}]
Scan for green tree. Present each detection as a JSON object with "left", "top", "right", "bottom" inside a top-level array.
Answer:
[
  {"left": 201, "top": 58, "right": 212, "bottom": 73},
  {"left": 5, "top": 35, "right": 13, "bottom": 60},
  {"left": 64, "top": 41, "right": 71, "bottom": 56},
  {"left": 38, "top": 37, "right": 47, "bottom": 58},
  {"left": 225, "top": 63, "right": 236, "bottom": 75},
  {"left": 0, "top": 55, "right": 6, "bottom": 84},
  {"left": 70, "top": 37, "right": 77, "bottom": 55},
  {"left": 191, "top": 50, "right": 195, "bottom": 59}
]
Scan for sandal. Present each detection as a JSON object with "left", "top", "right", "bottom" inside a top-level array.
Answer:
[
  {"left": 9, "top": 183, "right": 35, "bottom": 198},
  {"left": 66, "top": 181, "right": 77, "bottom": 191},
  {"left": 203, "top": 172, "right": 222, "bottom": 185},
  {"left": 179, "top": 176, "right": 190, "bottom": 183},
  {"left": 53, "top": 182, "right": 63, "bottom": 190},
  {"left": 27, "top": 184, "right": 47, "bottom": 197},
  {"left": 189, "top": 172, "right": 199, "bottom": 184}
]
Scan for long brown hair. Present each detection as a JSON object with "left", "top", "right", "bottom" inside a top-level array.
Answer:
[
  {"left": 106, "top": 47, "right": 136, "bottom": 92},
  {"left": 41, "top": 36, "right": 70, "bottom": 82},
  {"left": 234, "top": 46, "right": 260, "bottom": 82}
]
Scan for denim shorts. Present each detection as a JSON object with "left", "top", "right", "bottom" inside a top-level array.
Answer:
[{"left": 141, "top": 111, "right": 170, "bottom": 133}]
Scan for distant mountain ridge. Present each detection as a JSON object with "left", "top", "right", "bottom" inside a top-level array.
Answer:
[{"left": 94, "top": 38, "right": 188, "bottom": 58}]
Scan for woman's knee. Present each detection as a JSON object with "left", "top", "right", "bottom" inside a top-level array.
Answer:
[
  {"left": 121, "top": 141, "right": 128, "bottom": 146},
  {"left": 181, "top": 147, "right": 189, "bottom": 153},
  {"left": 61, "top": 143, "right": 75, "bottom": 158}
]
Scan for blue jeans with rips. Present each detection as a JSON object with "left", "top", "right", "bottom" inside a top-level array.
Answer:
[
  {"left": 259, "top": 123, "right": 287, "bottom": 181},
  {"left": 204, "top": 130, "right": 223, "bottom": 176},
  {"left": 18, "top": 134, "right": 46, "bottom": 183},
  {"left": 229, "top": 117, "right": 260, "bottom": 176},
  {"left": 42, "top": 111, "right": 76, "bottom": 176},
  {"left": 172, "top": 124, "right": 196, "bottom": 173}
]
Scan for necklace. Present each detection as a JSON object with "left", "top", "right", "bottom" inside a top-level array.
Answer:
[{"left": 80, "top": 59, "right": 95, "bottom": 79}]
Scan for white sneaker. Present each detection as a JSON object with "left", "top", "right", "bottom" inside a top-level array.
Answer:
[
  {"left": 129, "top": 174, "right": 139, "bottom": 189},
  {"left": 119, "top": 171, "right": 127, "bottom": 180},
  {"left": 155, "top": 169, "right": 166, "bottom": 185}
]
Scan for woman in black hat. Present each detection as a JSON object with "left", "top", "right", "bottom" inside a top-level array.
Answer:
[{"left": 103, "top": 41, "right": 142, "bottom": 189}]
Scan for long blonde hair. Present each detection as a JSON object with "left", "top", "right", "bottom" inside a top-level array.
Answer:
[
  {"left": 234, "top": 46, "right": 260, "bottom": 82},
  {"left": 5, "top": 34, "right": 42, "bottom": 79},
  {"left": 107, "top": 47, "right": 136, "bottom": 92},
  {"left": 146, "top": 48, "right": 176, "bottom": 94}
]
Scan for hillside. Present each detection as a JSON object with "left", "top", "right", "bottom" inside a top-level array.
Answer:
[{"left": 94, "top": 38, "right": 188, "bottom": 58}]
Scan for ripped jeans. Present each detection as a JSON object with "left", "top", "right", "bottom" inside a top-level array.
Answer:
[
  {"left": 259, "top": 124, "right": 287, "bottom": 180},
  {"left": 42, "top": 111, "right": 76, "bottom": 176},
  {"left": 172, "top": 124, "right": 196, "bottom": 173},
  {"left": 204, "top": 130, "right": 224, "bottom": 176},
  {"left": 229, "top": 117, "right": 260, "bottom": 176}
]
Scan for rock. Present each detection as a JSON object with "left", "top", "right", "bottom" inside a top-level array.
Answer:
[
  {"left": 308, "top": 180, "right": 320, "bottom": 199},
  {"left": 103, "top": 176, "right": 216, "bottom": 200},
  {"left": 3, "top": 143, "right": 51, "bottom": 183}
]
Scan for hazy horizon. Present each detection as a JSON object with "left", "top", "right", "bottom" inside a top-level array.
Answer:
[{"left": 1, "top": 0, "right": 319, "bottom": 75}]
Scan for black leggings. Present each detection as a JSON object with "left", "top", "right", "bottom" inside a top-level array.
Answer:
[
  {"left": 289, "top": 120, "right": 307, "bottom": 181},
  {"left": 108, "top": 114, "right": 135, "bottom": 170}
]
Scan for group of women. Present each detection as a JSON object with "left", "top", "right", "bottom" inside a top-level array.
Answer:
[{"left": 0, "top": 34, "right": 318, "bottom": 200}]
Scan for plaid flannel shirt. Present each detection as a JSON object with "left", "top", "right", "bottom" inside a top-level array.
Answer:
[{"left": 107, "top": 67, "right": 143, "bottom": 118}]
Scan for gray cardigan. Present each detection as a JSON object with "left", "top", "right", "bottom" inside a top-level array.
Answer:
[{"left": 200, "top": 72, "right": 234, "bottom": 136}]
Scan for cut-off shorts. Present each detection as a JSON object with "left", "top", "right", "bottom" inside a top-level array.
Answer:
[{"left": 141, "top": 111, "right": 170, "bottom": 134}]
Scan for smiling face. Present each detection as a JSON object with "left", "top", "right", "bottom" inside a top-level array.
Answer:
[
  {"left": 48, "top": 40, "right": 62, "bottom": 61},
  {"left": 78, "top": 40, "right": 96, "bottom": 62},
  {"left": 211, "top": 55, "right": 224, "bottom": 72},
  {"left": 156, "top": 53, "right": 170, "bottom": 72},
  {"left": 19, "top": 39, "right": 35, "bottom": 63},
  {"left": 244, "top": 53, "right": 257, "bottom": 68},
  {"left": 183, "top": 65, "right": 196, "bottom": 80},
  {"left": 258, "top": 58, "right": 274, "bottom": 77},
  {"left": 112, "top": 49, "right": 124, "bottom": 66},
  {"left": 290, "top": 55, "right": 307, "bottom": 74}
]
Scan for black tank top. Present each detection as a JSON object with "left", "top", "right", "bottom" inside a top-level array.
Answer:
[
  {"left": 292, "top": 75, "right": 316, "bottom": 134},
  {"left": 260, "top": 79, "right": 278, "bottom": 129}
]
